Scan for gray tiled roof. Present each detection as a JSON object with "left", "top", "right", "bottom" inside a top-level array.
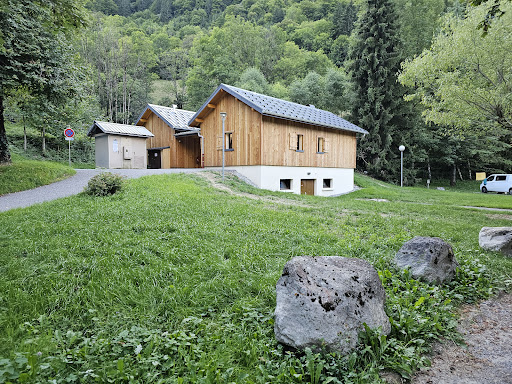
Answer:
[
  {"left": 87, "top": 121, "right": 154, "bottom": 138},
  {"left": 190, "top": 84, "right": 368, "bottom": 134},
  {"left": 138, "top": 104, "right": 196, "bottom": 130}
]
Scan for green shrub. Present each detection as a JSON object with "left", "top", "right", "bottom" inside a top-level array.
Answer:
[{"left": 84, "top": 172, "right": 125, "bottom": 196}]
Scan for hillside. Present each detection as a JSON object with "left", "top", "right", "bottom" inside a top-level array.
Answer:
[
  {"left": 5, "top": 0, "right": 509, "bottom": 184},
  {"left": 0, "top": 172, "right": 511, "bottom": 382}
]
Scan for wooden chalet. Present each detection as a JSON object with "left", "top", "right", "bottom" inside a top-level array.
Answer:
[
  {"left": 135, "top": 104, "right": 202, "bottom": 169},
  {"left": 188, "top": 84, "right": 368, "bottom": 196}
]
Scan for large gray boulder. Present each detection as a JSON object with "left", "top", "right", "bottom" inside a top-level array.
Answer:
[
  {"left": 274, "top": 256, "right": 390, "bottom": 354},
  {"left": 394, "top": 237, "right": 458, "bottom": 284},
  {"left": 479, "top": 227, "right": 512, "bottom": 257}
]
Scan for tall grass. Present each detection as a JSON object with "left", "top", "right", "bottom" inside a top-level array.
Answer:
[
  {"left": 0, "top": 154, "right": 76, "bottom": 195},
  {"left": 0, "top": 173, "right": 511, "bottom": 383}
]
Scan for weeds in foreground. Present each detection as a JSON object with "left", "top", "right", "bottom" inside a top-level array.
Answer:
[
  {"left": 0, "top": 174, "right": 510, "bottom": 383},
  {"left": 0, "top": 260, "right": 495, "bottom": 383}
]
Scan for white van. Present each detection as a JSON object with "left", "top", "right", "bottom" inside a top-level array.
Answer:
[{"left": 480, "top": 174, "right": 512, "bottom": 194}]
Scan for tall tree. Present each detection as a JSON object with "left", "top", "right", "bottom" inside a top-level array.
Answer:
[
  {"left": 347, "top": 0, "right": 403, "bottom": 181},
  {"left": 79, "top": 16, "right": 156, "bottom": 123},
  {"left": 0, "top": 0, "right": 86, "bottom": 164},
  {"left": 236, "top": 68, "right": 271, "bottom": 95},
  {"left": 394, "top": 0, "right": 446, "bottom": 58},
  {"left": 399, "top": 1, "right": 512, "bottom": 136}
]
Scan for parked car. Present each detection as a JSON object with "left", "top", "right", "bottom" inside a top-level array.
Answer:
[{"left": 480, "top": 174, "right": 512, "bottom": 194}]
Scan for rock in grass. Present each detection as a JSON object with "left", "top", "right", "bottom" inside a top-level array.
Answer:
[
  {"left": 479, "top": 227, "right": 512, "bottom": 257},
  {"left": 274, "top": 256, "right": 390, "bottom": 354},
  {"left": 394, "top": 237, "right": 458, "bottom": 284}
]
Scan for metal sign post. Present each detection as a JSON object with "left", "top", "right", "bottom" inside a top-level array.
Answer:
[
  {"left": 64, "top": 129, "right": 75, "bottom": 167},
  {"left": 399, "top": 145, "right": 405, "bottom": 187},
  {"left": 220, "top": 112, "right": 227, "bottom": 181}
]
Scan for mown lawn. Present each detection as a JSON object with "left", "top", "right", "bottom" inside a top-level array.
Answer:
[
  {"left": 0, "top": 154, "right": 76, "bottom": 195},
  {"left": 0, "top": 173, "right": 511, "bottom": 383}
]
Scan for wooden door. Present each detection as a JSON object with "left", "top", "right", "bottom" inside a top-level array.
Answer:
[
  {"left": 301, "top": 179, "right": 315, "bottom": 195},
  {"left": 148, "top": 149, "right": 161, "bottom": 169}
]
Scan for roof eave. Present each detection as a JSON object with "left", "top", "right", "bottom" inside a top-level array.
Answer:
[
  {"left": 188, "top": 84, "right": 225, "bottom": 127},
  {"left": 188, "top": 83, "right": 266, "bottom": 127},
  {"left": 87, "top": 121, "right": 103, "bottom": 137},
  {"left": 139, "top": 104, "right": 195, "bottom": 130},
  {"left": 220, "top": 84, "right": 264, "bottom": 114},
  {"left": 134, "top": 105, "right": 151, "bottom": 126},
  {"left": 145, "top": 104, "right": 176, "bottom": 130}
]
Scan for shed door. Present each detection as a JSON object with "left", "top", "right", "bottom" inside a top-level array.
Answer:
[
  {"left": 300, "top": 179, "right": 315, "bottom": 195},
  {"left": 148, "top": 149, "right": 161, "bottom": 169}
]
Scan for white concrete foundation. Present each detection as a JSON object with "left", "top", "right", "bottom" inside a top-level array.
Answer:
[{"left": 217, "top": 166, "right": 354, "bottom": 196}]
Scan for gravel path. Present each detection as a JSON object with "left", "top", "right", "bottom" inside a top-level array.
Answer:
[
  {"left": 0, "top": 168, "right": 204, "bottom": 212},
  {"left": 412, "top": 293, "right": 512, "bottom": 384}
]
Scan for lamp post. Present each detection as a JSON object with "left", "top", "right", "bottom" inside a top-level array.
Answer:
[
  {"left": 220, "top": 112, "right": 227, "bottom": 181},
  {"left": 399, "top": 145, "right": 405, "bottom": 187}
]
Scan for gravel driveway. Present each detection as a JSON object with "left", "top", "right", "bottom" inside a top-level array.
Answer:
[{"left": 0, "top": 168, "right": 205, "bottom": 212}]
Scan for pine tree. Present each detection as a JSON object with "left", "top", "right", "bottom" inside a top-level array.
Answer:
[{"left": 347, "top": 0, "right": 403, "bottom": 181}]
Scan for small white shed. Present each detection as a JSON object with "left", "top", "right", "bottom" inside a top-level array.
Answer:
[{"left": 87, "top": 121, "right": 154, "bottom": 169}]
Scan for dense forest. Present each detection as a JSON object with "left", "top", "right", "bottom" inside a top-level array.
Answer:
[{"left": 1, "top": 0, "right": 510, "bottom": 183}]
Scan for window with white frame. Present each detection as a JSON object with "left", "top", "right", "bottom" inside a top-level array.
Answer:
[
  {"left": 280, "top": 179, "right": 292, "bottom": 190},
  {"left": 323, "top": 178, "right": 333, "bottom": 189}
]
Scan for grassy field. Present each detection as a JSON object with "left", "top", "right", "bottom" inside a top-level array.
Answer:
[
  {"left": 0, "top": 173, "right": 511, "bottom": 383},
  {"left": 0, "top": 154, "right": 76, "bottom": 195}
]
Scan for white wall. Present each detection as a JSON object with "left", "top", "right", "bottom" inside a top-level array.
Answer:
[
  {"left": 220, "top": 166, "right": 354, "bottom": 196},
  {"left": 95, "top": 135, "right": 110, "bottom": 168},
  {"left": 94, "top": 134, "right": 148, "bottom": 169}
]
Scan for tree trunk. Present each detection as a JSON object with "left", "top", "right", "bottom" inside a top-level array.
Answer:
[
  {"left": 427, "top": 159, "right": 432, "bottom": 180},
  {"left": 467, "top": 159, "right": 472, "bottom": 180},
  {"left": 450, "top": 163, "right": 457, "bottom": 186},
  {"left": 0, "top": 95, "right": 12, "bottom": 164},
  {"left": 23, "top": 114, "right": 27, "bottom": 152},
  {"left": 42, "top": 125, "right": 46, "bottom": 155}
]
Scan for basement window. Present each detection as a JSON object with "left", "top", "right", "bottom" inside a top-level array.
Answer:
[
  {"left": 280, "top": 179, "right": 292, "bottom": 191},
  {"left": 296, "top": 134, "right": 304, "bottom": 152},
  {"left": 323, "top": 178, "right": 333, "bottom": 190},
  {"left": 225, "top": 132, "right": 233, "bottom": 151}
]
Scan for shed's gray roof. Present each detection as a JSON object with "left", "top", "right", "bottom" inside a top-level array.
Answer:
[
  {"left": 87, "top": 121, "right": 154, "bottom": 138},
  {"left": 137, "top": 104, "right": 195, "bottom": 130},
  {"left": 189, "top": 84, "right": 368, "bottom": 134}
]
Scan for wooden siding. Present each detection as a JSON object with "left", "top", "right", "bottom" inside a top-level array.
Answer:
[
  {"left": 144, "top": 112, "right": 172, "bottom": 150},
  {"left": 161, "top": 148, "right": 171, "bottom": 169},
  {"left": 142, "top": 112, "right": 200, "bottom": 168},
  {"left": 201, "top": 95, "right": 262, "bottom": 167},
  {"left": 200, "top": 93, "right": 356, "bottom": 169},
  {"left": 261, "top": 116, "right": 356, "bottom": 168},
  {"left": 174, "top": 136, "right": 201, "bottom": 168}
]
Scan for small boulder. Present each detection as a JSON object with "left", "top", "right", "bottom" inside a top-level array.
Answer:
[
  {"left": 479, "top": 227, "right": 512, "bottom": 257},
  {"left": 274, "top": 256, "right": 390, "bottom": 354},
  {"left": 394, "top": 236, "right": 458, "bottom": 284}
]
